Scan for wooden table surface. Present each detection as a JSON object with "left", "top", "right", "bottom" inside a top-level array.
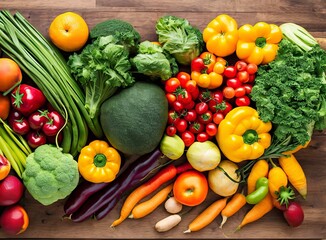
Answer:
[{"left": 1, "top": 0, "right": 326, "bottom": 239}]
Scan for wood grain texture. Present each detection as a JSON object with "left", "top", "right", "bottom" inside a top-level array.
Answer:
[{"left": 0, "top": 0, "right": 326, "bottom": 239}]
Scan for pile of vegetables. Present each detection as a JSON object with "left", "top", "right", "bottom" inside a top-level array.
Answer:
[{"left": 0, "top": 7, "right": 325, "bottom": 237}]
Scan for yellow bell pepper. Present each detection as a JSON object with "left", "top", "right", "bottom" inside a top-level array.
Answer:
[
  {"left": 236, "top": 22, "right": 283, "bottom": 65},
  {"left": 216, "top": 106, "right": 272, "bottom": 163},
  {"left": 78, "top": 140, "right": 121, "bottom": 183},
  {"left": 203, "top": 14, "right": 238, "bottom": 57}
]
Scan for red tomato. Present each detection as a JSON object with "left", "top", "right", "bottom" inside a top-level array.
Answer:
[
  {"left": 166, "top": 125, "right": 177, "bottom": 136},
  {"left": 176, "top": 72, "right": 191, "bottom": 88},
  {"left": 181, "top": 130, "right": 195, "bottom": 147},
  {"left": 176, "top": 89, "right": 192, "bottom": 105},
  {"left": 167, "top": 110, "right": 180, "bottom": 124},
  {"left": 213, "top": 112, "right": 224, "bottom": 125},
  {"left": 190, "top": 86, "right": 200, "bottom": 100},
  {"left": 165, "top": 78, "right": 180, "bottom": 93},
  {"left": 189, "top": 122, "right": 205, "bottom": 134},
  {"left": 11, "top": 117, "right": 30, "bottom": 135},
  {"left": 223, "top": 86, "right": 235, "bottom": 99},
  {"left": 184, "top": 109, "right": 197, "bottom": 122},
  {"left": 183, "top": 100, "right": 195, "bottom": 110},
  {"left": 226, "top": 78, "right": 242, "bottom": 89},
  {"left": 175, "top": 119, "right": 188, "bottom": 133},
  {"left": 173, "top": 170, "right": 209, "bottom": 207},
  {"left": 27, "top": 131, "right": 47, "bottom": 148},
  {"left": 191, "top": 57, "right": 205, "bottom": 72},
  {"left": 185, "top": 80, "right": 197, "bottom": 93},
  {"left": 235, "top": 96, "right": 251, "bottom": 106},
  {"left": 243, "top": 84, "right": 253, "bottom": 95},
  {"left": 235, "top": 60, "right": 248, "bottom": 72},
  {"left": 42, "top": 111, "right": 65, "bottom": 136},
  {"left": 196, "top": 132, "right": 209, "bottom": 142},
  {"left": 224, "top": 66, "right": 237, "bottom": 78},
  {"left": 247, "top": 63, "right": 258, "bottom": 74},
  {"left": 237, "top": 71, "right": 249, "bottom": 83},
  {"left": 205, "top": 122, "right": 218, "bottom": 136},
  {"left": 172, "top": 100, "right": 184, "bottom": 112},
  {"left": 198, "top": 110, "right": 213, "bottom": 125},
  {"left": 165, "top": 93, "right": 176, "bottom": 105},
  {"left": 248, "top": 74, "right": 256, "bottom": 82},
  {"left": 195, "top": 102, "right": 209, "bottom": 114},
  {"left": 221, "top": 101, "right": 233, "bottom": 116},
  {"left": 234, "top": 86, "right": 246, "bottom": 97}
]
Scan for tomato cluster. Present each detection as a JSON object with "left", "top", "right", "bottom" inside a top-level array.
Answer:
[
  {"left": 8, "top": 84, "right": 65, "bottom": 149},
  {"left": 164, "top": 60, "right": 257, "bottom": 147}
]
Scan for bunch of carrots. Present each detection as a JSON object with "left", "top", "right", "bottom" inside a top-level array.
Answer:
[{"left": 108, "top": 151, "right": 307, "bottom": 233}]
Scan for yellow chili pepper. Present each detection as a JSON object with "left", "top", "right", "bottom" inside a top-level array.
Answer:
[
  {"left": 203, "top": 14, "right": 239, "bottom": 57},
  {"left": 78, "top": 140, "right": 121, "bottom": 183},
  {"left": 236, "top": 22, "right": 283, "bottom": 65},
  {"left": 216, "top": 106, "right": 272, "bottom": 162}
]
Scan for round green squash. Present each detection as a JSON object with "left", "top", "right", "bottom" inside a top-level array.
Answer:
[{"left": 100, "top": 81, "right": 168, "bottom": 156}]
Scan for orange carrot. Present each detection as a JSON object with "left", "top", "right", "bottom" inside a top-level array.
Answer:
[
  {"left": 278, "top": 154, "right": 307, "bottom": 199},
  {"left": 268, "top": 163, "right": 288, "bottom": 198},
  {"left": 220, "top": 192, "right": 246, "bottom": 228},
  {"left": 237, "top": 193, "right": 274, "bottom": 230},
  {"left": 184, "top": 197, "right": 228, "bottom": 233},
  {"left": 111, "top": 162, "right": 192, "bottom": 227},
  {"left": 129, "top": 184, "right": 173, "bottom": 219},
  {"left": 247, "top": 159, "right": 269, "bottom": 194}
]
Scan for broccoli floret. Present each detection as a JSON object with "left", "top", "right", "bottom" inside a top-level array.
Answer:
[
  {"left": 90, "top": 19, "right": 141, "bottom": 55},
  {"left": 22, "top": 144, "right": 79, "bottom": 206}
]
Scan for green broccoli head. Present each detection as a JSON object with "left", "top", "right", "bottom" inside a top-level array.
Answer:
[{"left": 22, "top": 144, "right": 79, "bottom": 206}]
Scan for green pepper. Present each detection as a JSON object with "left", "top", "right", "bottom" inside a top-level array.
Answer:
[{"left": 246, "top": 177, "right": 269, "bottom": 204}]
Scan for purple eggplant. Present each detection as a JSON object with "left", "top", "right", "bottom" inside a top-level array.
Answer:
[{"left": 68, "top": 148, "right": 163, "bottom": 222}]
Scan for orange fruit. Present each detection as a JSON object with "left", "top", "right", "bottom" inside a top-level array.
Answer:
[
  {"left": 0, "top": 58, "right": 22, "bottom": 93},
  {"left": 0, "top": 94, "right": 11, "bottom": 120},
  {"left": 49, "top": 12, "right": 89, "bottom": 52}
]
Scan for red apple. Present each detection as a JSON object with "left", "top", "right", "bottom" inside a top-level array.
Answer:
[
  {"left": 0, "top": 175, "right": 24, "bottom": 206},
  {"left": 0, "top": 205, "right": 29, "bottom": 235}
]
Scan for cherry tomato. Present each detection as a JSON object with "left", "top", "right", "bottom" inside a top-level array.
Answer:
[
  {"left": 235, "top": 96, "right": 251, "bottom": 106},
  {"left": 183, "top": 100, "right": 195, "bottom": 110},
  {"left": 198, "top": 110, "right": 213, "bottom": 125},
  {"left": 189, "top": 122, "right": 205, "bottom": 134},
  {"left": 173, "top": 170, "right": 209, "bottom": 206},
  {"left": 248, "top": 74, "right": 256, "bottom": 83},
  {"left": 166, "top": 125, "right": 177, "bottom": 136},
  {"left": 221, "top": 101, "right": 233, "bottom": 116},
  {"left": 224, "top": 66, "right": 237, "bottom": 78},
  {"left": 223, "top": 86, "right": 235, "bottom": 99},
  {"left": 213, "top": 112, "right": 224, "bottom": 125},
  {"left": 198, "top": 89, "right": 212, "bottom": 102},
  {"left": 195, "top": 102, "right": 209, "bottom": 115},
  {"left": 165, "top": 78, "right": 180, "bottom": 93},
  {"left": 247, "top": 63, "right": 258, "bottom": 74},
  {"left": 172, "top": 100, "right": 184, "bottom": 112},
  {"left": 11, "top": 118, "right": 30, "bottom": 135},
  {"left": 234, "top": 86, "right": 246, "bottom": 97},
  {"left": 175, "top": 119, "right": 188, "bottom": 133},
  {"left": 185, "top": 80, "right": 197, "bottom": 93},
  {"left": 243, "top": 84, "right": 253, "bottom": 94},
  {"left": 226, "top": 78, "right": 242, "bottom": 89},
  {"left": 191, "top": 57, "right": 205, "bottom": 72},
  {"left": 28, "top": 110, "right": 47, "bottom": 130},
  {"left": 165, "top": 93, "right": 176, "bottom": 105},
  {"left": 197, "top": 132, "right": 210, "bottom": 142},
  {"left": 176, "top": 89, "right": 192, "bottom": 105},
  {"left": 42, "top": 111, "right": 65, "bottom": 136},
  {"left": 205, "top": 123, "right": 218, "bottom": 136},
  {"left": 181, "top": 130, "right": 195, "bottom": 147},
  {"left": 235, "top": 60, "right": 247, "bottom": 72},
  {"left": 184, "top": 109, "right": 197, "bottom": 122},
  {"left": 189, "top": 86, "right": 200, "bottom": 100},
  {"left": 237, "top": 71, "right": 250, "bottom": 83},
  {"left": 213, "top": 61, "right": 225, "bottom": 74},
  {"left": 176, "top": 72, "right": 191, "bottom": 88},
  {"left": 27, "top": 131, "right": 47, "bottom": 148},
  {"left": 168, "top": 110, "right": 180, "bottom": 124}
]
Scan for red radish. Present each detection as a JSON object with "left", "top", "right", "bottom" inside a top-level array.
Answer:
[
  {"left": 0, "top": 205, "right": 29, "bottom": 235},
  {"left": 283, "top": 201, "right": 304, "bottom": 227},
  {"left": 0, "top": 175, "right": 24, "bottom": 206}
]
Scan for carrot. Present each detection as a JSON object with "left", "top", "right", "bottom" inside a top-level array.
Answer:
[
  {"left": 237, "top": 193, "right": 274, "bottom": 230},
  {"left": 278, "top": 154, "right": 307, "bottom": 199},
  {"left": 247, "top": 159, "right": 269, "bottom": 194},
  {"left": 268, "top": 162, "right": 288, "bottom": 198},
  {"left": 129, "top": 184, "right": 173, "bottom": 219},
  {"left": 0, "top": 94, "right": 10, "bottom": 120},
  {"left": 184, "top": 197, "right": 228, "bottom": 233},
  {"left": 220, "top": 192, "right": 246, "bottom": 228},
  {"left": 111, "top": 162, "right": 192, "bottom": 227}
]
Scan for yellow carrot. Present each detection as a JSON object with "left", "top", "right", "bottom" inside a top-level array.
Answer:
[
  {"left": 268, "top": 164, "right": 288, "bottom": 198},
  {"left": 247, "top": 159, "right": 269, "bottom": 194},
  {"left": 129, "top": 184, "right": 173, "bottom": 219},
  {"left": 184, "top": 197, "right": 228, "bottom": 233},
  {"left": 278, "top": 154, "right": 307, "bottom": 199},
  {"left": 237, "top": 193, "right": 274, "bottom": 230},
  {"left": 220, "top": 192, "right": 247, "bottom": 228}
]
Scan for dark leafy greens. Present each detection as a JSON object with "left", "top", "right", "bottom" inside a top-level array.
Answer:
[
  {"left": 68, "top": 35, "right": 135, "bottom": 120},
  {"left": 251, "top": 39, "right": 326, "bottom": 158}
]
